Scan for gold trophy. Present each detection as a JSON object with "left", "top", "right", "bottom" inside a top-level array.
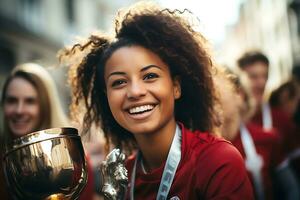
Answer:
[{"left": 3, "top": 128, "right": 87, "bottom": 200}]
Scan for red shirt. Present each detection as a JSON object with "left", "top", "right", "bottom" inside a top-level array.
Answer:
[
  {"left": 126, "top": 124, "right": 254, "bottom": 200},
  {"left": 251, "top": 107, "right": 300, "bottom": 155},
  {"left": 231, "top": 123, "right": 282, "bottom": 200}
]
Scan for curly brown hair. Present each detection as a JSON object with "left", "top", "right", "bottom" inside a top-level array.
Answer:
[{"left": 59, "top": 2, "right": 219, "bottom": 153}]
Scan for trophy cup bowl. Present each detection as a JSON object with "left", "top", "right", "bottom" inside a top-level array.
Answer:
[{"left": 3, "top": 127, "right": 87, "bottom": 200}]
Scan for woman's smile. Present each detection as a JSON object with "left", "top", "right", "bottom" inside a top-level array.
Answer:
[{"left": 126, "top": 104, "right": 157, "bottom": 120}]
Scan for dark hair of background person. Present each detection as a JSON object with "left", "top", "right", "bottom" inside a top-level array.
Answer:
[
  {"left": 269, "top": 81, "right": 298, "bottom": 108},
  {"left": 237, "top": 51, "right": 269, "bottom": 69},
  {"left": 59, "top": 2, "right": 220, "bottom": 153}
]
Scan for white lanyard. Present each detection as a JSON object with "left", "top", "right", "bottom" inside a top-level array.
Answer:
[
  {"left": 130, "top": 125, "right": 181, "bottom": 200},
  {"left": 262, "top": 102, "right": 272, "bottom": 130},
  {"left": 240, "top": 123, "right": 264, "bottom": 200}
]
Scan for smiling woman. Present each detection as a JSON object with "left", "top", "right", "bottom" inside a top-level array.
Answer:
[
  {"left": 1, "top": 63, "right": 69, "bottom": 143},
  {"left": 3, "top": 76, "right": 40, "bottom": 138},
  {"left": 59, "top": 1, "right": 254, "bottom": 199}
]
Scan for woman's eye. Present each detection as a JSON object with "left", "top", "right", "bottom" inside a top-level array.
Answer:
[
  {"left": 4, "top": 97, "right": 17, "bottom": 105},
  {"left": 111, "top": 80, "right": 126, "bottom": 87},
  {"left": 144, "top": 73, "right": 158, "bottom": 80},
  {"left": 25, "top": 98, "right": 37, "bottom": 105}
]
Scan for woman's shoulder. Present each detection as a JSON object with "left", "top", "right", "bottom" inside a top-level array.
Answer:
[
  {"left": 181, "top": 127, "right": 253, "bottom": 199},
  {"left": 182, "top": 125, "right": 244, "bottom": 165},
  {"left": 183, "top": 125, "right": 232, "bottom": 149}
]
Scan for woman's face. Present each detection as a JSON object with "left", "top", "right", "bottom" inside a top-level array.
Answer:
[
  {"left": 104, "top": 45, "right": 181, "bottom": 136},
  {"left": 3, "top": 77, "right": 41, "bottom": 138}
]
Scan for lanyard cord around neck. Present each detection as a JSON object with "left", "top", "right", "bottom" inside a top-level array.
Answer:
[
  {"left": 240, "top": 123, "right": 264, "bottom": 200},
  {"left": 130, "top": 125, "right": 182, "bottom": 200},
  {"left": 262, "top": 102, "right": 272, "bottom": 130}
]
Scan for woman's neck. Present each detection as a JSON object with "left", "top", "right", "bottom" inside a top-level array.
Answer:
[{"left": 134, "top": 120, "right": 177, "bottom": 172}]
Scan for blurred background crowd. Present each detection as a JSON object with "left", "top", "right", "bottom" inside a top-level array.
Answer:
[
  {"left": 1, "top": 0, "right": 300, "bottom": 92},
  {"left": 0, "top": 0, "right": 300, "bottom": 199}
]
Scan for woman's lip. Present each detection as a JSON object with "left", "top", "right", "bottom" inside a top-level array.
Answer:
[{"left": 125, "top": 105, "right": 156, "bottom": 120}]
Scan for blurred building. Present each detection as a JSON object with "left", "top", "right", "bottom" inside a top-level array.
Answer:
[
  {"left": 0, "top": 0, "right": 137, "bottom": 109},
  {"left": 2, "top": 0, "right": 298, "bottom": 102},
  {"left": 289, "top": 0, "right": 300, "bottom": 63},
  {"left": 219, "top": 0, "right": 300, "bottom": 92}
]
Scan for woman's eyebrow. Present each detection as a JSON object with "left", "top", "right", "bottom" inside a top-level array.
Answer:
[
  {"left": 141, "top": 64, "right": 162, "bottom": 72},
  {"left": 107, "top": 71, "right": 126, "bottom": 79},
  {"left": 107, "top": 64, "right": 162, "bottom": 79}
]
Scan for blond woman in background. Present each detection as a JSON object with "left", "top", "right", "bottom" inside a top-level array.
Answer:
[{"left": 0, "top": 63, "right": 95, "bottom": 200}]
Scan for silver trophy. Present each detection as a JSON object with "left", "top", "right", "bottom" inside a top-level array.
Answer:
[
  {"left": 3, "top": 128, "right": 87, "bottom": 200},
  {"left": 100, "top": 148, "right": 128, "bottom": 200}
]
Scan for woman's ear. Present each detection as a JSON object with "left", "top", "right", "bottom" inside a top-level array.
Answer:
[{"left": 173, "top": 76, "right": 181, "bottom": 99}]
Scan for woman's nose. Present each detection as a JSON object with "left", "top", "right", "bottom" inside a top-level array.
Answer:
[
  {"left": 126, "top": 81, "right": 147, "bottom": 99},
  {"left": 16, "top": 102, "right": 25, "bottom": 113}
]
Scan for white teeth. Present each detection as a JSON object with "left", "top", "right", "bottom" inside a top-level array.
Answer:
[{"left": 129, "top": 105, "right": 154, "bottom": 114}]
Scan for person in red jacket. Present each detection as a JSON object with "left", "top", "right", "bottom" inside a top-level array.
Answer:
[
  {"left": 216, "top": 69, "right": 300, "bottom": 200},
  {"left": 236, "top": 52, "right": 299, "bottom": 155},
  {"left": 237, "top": 51, "right": 273, "bottom": 131},
  {"left": 59, "top": 2, "right": 254, "bottom": 199},
  {"left": 269, "top": 79, "right": 300, "bottom": 192},
  {"left": 237, "top": 52, "right": 300, "bottom": 197},
  {"left": 269, "top": 79, "right": 300, "bottom": 155}
]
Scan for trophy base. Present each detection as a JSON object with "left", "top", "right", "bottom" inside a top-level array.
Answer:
[{"left": 46, "top": 193, "right": 66, "bottom": 200}]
